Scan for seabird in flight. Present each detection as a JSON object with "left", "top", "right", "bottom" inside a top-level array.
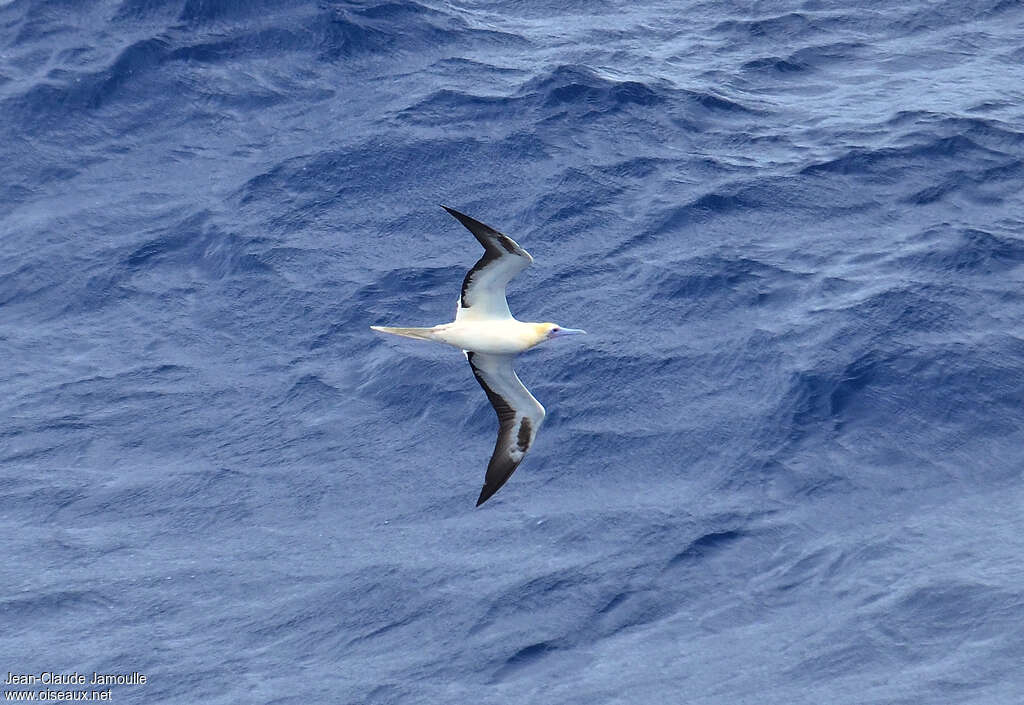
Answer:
[{"left": 371, "top": 206, "right": 586, "bottom": 506}]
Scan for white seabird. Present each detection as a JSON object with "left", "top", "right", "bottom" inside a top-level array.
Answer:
[{"left": 371, "top": 206, "right": 586, "bottom": 506}]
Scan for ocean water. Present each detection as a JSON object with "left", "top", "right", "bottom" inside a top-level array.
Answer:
[{"left": 2, "top": 0, "right": 1024, "bottom": 702}]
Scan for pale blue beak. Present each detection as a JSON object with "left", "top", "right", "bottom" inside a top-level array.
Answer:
[{"left": 551, "top": 327, "right": 587, "bottom": 338}]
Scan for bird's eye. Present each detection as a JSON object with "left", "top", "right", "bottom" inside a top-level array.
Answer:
[{"left": 552, "top": 327, "right": 560, "bottom": 332}]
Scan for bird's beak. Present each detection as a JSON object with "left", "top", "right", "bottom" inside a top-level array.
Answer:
[{"left": 551, "top": 327, "right": 587, "bottom": 337}]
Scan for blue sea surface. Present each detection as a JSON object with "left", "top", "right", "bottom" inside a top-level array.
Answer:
[{"left": 3, "top": 0, "right": 1024, "bottom": 702}]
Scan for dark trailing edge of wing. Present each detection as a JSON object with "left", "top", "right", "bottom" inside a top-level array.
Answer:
[
  {"left": 441, "top": 206, "right": 526, "bottom": 310},
  {"left": 467, "top": 351, "right": 533, "bottom": 506}
]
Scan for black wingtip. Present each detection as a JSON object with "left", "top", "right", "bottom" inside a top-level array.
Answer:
[
  {"left": 441, "top": 205, "right": 477, "bottom": 228},
  {"left": 476, "top": 484, "right": 497, "bottom": 507},
  {"left": 440, "top": 205, "right": 492, "bottom": 231},
  {"left": 440, "top": 206, "right": 524, "bottom": 259}
]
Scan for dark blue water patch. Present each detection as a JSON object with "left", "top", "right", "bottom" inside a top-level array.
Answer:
[
  {"left": 801, "top": 134, "right": 1007, "bottom": 178},
  {"left": 918, "top": 340, "right": 1024, "bottom": 430},
  {"left": 589, "top": 588, "right": 675, "bottom": 636},
  {"left": 123, "top": 213, "right": 274, "bottom": 279},
  {"left": 788, "top": 41, "right": 869, "bottom": 68},
  {"left": 164, "top": 27, "right": 313, "bottom": 64},
  {"left": 357, "top": 265, "right": 464, "bottom": 311},
  {"left": 666, "top": 529, "right": 745, "bottom": 565},
  {"left": 335, "top": 566, "right": 464, "bottom": 651},
  {"left": 394, "top": 62, "right": 760, "bottom": 133},
  {"left": 779, "top": 346, "right": 911, "bottom": 436},
  {"left": 316, "top": 3, "right": 414, "bottom": 59},
  {"left": 0, "top": 260, "right": 60, "bottom": 308},
  {"left": 0, "top": 174, "right": 36, "bottom": 210},
  {"left": 595, "top": 155, "right": 677, "bottom": 180},
  {"left": 902, "top": 159, "right": 1024, "bottom": 206},
  {"left": 14, "top": 217, "right": 276, "bottom": 323},
  {"left": 786, "top": 632, "right": 889, "bottom": 682},
  {"left": 0, "top": 473, "right": 88, "bottom": 522},
  {"left": 467, "top": 546, "right": 692, "bottom": 661},
  {"left": 525, "top": 166, "right": 627, "bottom": 225},
  {"left": 644, "top": 189, "right": 755, "bottom": 237},
  {"left": 525, "top": 64, "right": 665, "bottom": 109},
  {"left": 895, "top": 225, "right": 1024, "bottom": 274},
  {"left": 314, "top": 0, "right": 526, "bottom": 61},
  {"left": 837, "top": 285, "right": 966, "bottom": 334},
  {"left": 1, "top": 36, "right": 171, "bottom": 127},
  {"left": 642, "top": 176, "right": 810, "bottom": 239},
  {"left": 464, "top": 0, "right": 619, "bottom": 19},
  {"left": 111, "top": 0, "right": 189, "bottom": 23},
  {"left": 887, "top": 0, "right": 1022, "bottom": 37},
  {"left": 771, "top": 326, "right": 1024, "bottom": 469},
  {"left": 883, "top": 582, "right": 1024, "bottom": 642},
  {"left": 807, "top": 353, "right": 880, "bottom": 421},
  {"left": 277, "top": 373, "right": 343, "bottom": 414},
  {"left": 2, "top": 0, "right": 84, "bottom": 46},
  {"left": 393, "top": 88, "right": 522, "bottom": 125},
  {"left": 710, "top": 12, "right": 820, "bottom": 42},
  {"left": 1007, "top": 44, "right": 1024, "bottom": 63},
  {"left": 967, "top": 100, "right": 1016, "bottom": 114},
  {"left": 396, "top": 64, "right": 669, "bottom": 127},
  {"left": 894, "top": 113, "right": 1024, "bottom": 153},
  {"left": 490, "top": 641, "right": 557, "bottom": 681},
  {"left": 365, "top": 370, "right": 480, "bottom": 446},
  {"left": 430, "top": 56, "right": 526, "bottom": 76},
  {"left": 25, "top": 466, "right": 256, "bottom": 533},
  {"left": 3, "top": 1, "right": 493, "bottom": 133},
  {"left": 2, "top": 47, "right": 291, "bottom": 142},
  {"left": 548, "top": 352, "right": 704, "bottom": 428},
  {"left": 683, "top": 88, "right": 758, "bottom": 114},
  {"left": 175, "top": 0, "right": 303, "bottom": 26},
  {"left": 0, "top": 588, "right": 115, "bottom": 630},
  {"left": 789, "top": 580, "right": 1024, "bottom": 684},
  {"left": 2, "top": 368, "right": 214, "bottom": 466},
  {"left": 237, "top": 136, "right": 550, "bottom": 227},
  {"left": 478, "top": 517, "right": 787, "bottom": 649},
  {"left": 741, "top": 55, "right": 811, "bottom": 74},
  {"left": 646, "top": 254, "right": 812, "bottom": 316}
]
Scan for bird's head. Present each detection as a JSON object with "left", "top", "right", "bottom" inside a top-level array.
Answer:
[{"left": 534, "top": 322, "right": 587, "bottom": 345}]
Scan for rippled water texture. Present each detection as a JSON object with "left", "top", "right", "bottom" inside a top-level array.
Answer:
[{"left": 2, "top": 1, "right": 1024, "bottom": 703}]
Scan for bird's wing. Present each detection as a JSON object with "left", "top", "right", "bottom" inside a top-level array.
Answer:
[
  {"left": 442, "top": 206, "right": 533, "bottom": 321},
  {"left": 467, "top": 352, "right": 545, "bottom": 506}
]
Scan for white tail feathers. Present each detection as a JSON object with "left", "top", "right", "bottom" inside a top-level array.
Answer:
[{"left": 370, "top": 326, "right": 437, "bottom": 342}]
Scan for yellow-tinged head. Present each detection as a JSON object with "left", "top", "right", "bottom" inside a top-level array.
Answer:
[{"left": 531, "top": 322, "right": 587, "bottom": 347}]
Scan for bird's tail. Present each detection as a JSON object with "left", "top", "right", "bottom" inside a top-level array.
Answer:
[{"left": 370, "top": 325, "right": 438, "bottom": 342}]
